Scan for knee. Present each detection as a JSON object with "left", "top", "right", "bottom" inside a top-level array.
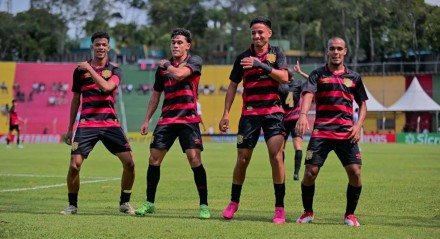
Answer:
[
  {"left": 123, "top": 159, "right": 135, "bottom": 171},
  {"left": 303, "top": 167, "right": 318, "bottom": 183},
  {"left": 68, "top": 162, "right": 81, "bottom": 175}
]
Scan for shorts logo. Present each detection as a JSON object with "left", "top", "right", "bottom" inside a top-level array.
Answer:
[
  {"left": 194, "top": 138, "right": 201, "bottom": 145},
  {"left": 71, "top": 142, "right": 79, "bottom": 151},
  {"left": 237, "top": 134, "right": 244, "bottom": 144},
  {"left": 305, "top": 150, "right": 313, "bottom": 160}
]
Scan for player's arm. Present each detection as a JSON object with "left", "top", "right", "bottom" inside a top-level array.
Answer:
[
  {"left": 240, "top": 56, "right": 289, "bottom": 84},
  {"left": 219, "top": 81, "right": 238, "bottom": 132},
  {"left": 293, "top": 60, "right": 309, "bottom": 80},
  {"left": 349, "top": 101, "right": 367, "bottom": 143},
  {"left": 77, "top": 61, "right": 117, "bottom": 93},
  {"left": 159, "top": 59, "right": 192, "bottom": 81},
  {"left": 295, "top": 92, "right": 313, "bottom": 136},
  {"left": 66, "top": 92, "right": 80, "bottom": 145},
  {"left": 140, "top": 90, "right": 161, "bottom": 135}
]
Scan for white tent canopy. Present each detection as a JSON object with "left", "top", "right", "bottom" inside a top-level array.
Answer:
[
  {"left": 387, "top": 77, "right": 440, "bottom": 111},
  {"left": 354, "top": 86, "right": 387, "bottom": 111}
]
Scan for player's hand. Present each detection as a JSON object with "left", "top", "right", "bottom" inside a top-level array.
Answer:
[
  {"left": 159, "top": 59, "right": 171, "bottom": 69},
  {"left": 348, "top": 125, "right": 361, "bottom": 143},
  {"left": 240, "top": 56, "right": 256, "bottom": 69},
  {"left": 64, "top": 130, "right": 73, "bottom": 145},
  {"left": 293, "top": 60, "right": 301, "bottom": 73},
  {"left": 219, "top": 118, "right": 229, "bottom": 133},
  {"left": 77, "top": 61, "right": 91, "bottom": 72},
  {"left": 295, "top": 114, "right": 309, "bottom": 136},
  {"left": 140, "top": 121, "right": 149, "bottom": 135}
]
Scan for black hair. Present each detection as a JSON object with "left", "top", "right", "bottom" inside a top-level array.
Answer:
[
  {"left": 91, "top": 31, "right": 110, "bottom": 43},
  {"left": 171, "top": 28, "right": 192, "bottom": 43},
  {"left": 249, "top": 16, "right": 272, "bottom": 29}
]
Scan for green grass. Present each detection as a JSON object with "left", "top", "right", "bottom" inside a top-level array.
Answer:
[{"left": 0, "top": 142, "right": 439, "bottom": 238}]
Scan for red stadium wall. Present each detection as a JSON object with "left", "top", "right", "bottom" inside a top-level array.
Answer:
[{"left": 13, "top": 63, "right": 76, "bottom": 134}]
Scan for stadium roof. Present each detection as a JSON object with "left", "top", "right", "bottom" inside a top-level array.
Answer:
[{"left": 387, "top": 77, "right": 440, "bottom": 112}]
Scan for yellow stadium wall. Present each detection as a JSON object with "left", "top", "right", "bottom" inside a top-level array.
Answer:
[
  {"left": 199, "top": 65, "right": 242, "bottom": 134},
  {"left": 363, "top": 76, "right": 406, "bottom": 132},
  {"left": 0, "top": 62, "right": 16, "bottom": 134}
]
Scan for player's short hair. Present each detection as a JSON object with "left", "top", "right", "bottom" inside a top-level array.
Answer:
[
  {"left": 250, "top": 16, "right": 272, "bottom": 29},
  {"left": 91, "top": 31, "right": 110, "bottom": 43},
  {"left": 171, "top": 28, "right": 192, "bottom": 43}
]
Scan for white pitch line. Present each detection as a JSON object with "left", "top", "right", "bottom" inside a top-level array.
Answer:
[
  {"left": 0, "top": 178, "right": 120, "bottom": 193},
  {"left": 0, "top": 173, "right": 117, "bottom": 179}
]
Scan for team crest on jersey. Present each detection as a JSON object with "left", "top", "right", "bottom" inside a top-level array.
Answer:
[
  {"left": 266, "top": 53, "right": 276, "bottom": 64},
  {"left": 71, "top": 142, "right": 79, "bottom": 151},
  {"left": 312, "top": 129, "right": 318, "bottom": 135},
  {"left": 237, "top": 135, "right": 244, "bottom": 144},
  {"left": 343, "top": 78, "right": 353, "bottom": 87},
  {"left": 101, "top": 70, "right": 112, "bottom": 78},
  {"left": 305, "top": 150, "right": 313, "bottom": 160}
]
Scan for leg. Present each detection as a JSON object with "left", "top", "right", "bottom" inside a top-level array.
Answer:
[
  {"left": 60, "top": 154, "right": 84, "bottom": 214},
  {"left": 116, "top": 151, "right": 135, "bottom": 209},
  {"left": 135, "top": 148, "right": 166, "bottom": 216},
  {"left": 344, "top": 163, "right": 362, "bottom": 218},
  {"left": 293, "top": 136, "right": 302, "bottom": 180},
  {"left": 222, "top": 148, "right": 253, "bottom": 220},
  {"left": 267, "top": 134, "right": 286, "bottom": 224},
  {"left": 186, "top": 148, "right": 210, "bottom": 219}
]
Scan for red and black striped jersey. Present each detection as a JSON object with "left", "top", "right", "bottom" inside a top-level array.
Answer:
[
  {"left": 304, "top": 65, "right": 368, "bottom": 139},
  {"left": 9, "top": 107, "right": 19, "bottom": 125},
  {"left": 72, "top": 61, "right": 121, "bottom": 128},
  {"left": 154, "top": 54, "right": 202, "bottom": 125},
  {"left": 230, "top": 44, "right": 288, "bottom": 116},
  {"left": 279, "top": 79, "right": 306, "bottom": 122}
]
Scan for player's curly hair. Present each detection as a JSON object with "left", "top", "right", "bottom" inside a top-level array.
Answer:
[
  {"left": 91, "top": 31, "right": 110, "bottom": 43},
  {"left": 250, "top": 16, "right": 272, "bottom": 29},
  {"left": 171, "top": 28, "right": 192, "bottom": 43}
]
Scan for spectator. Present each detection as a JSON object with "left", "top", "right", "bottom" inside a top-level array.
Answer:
[{"left": 0, "top": 81, "right": 8, "bottom": 93}]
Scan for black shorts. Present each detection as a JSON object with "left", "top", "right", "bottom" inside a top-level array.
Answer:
[
  {"left": 304, "top": 137, "right": 362, "bottom": 167},
  {"left": 71, "top": 127, "right": 131, "bottom": 158},
  {"left": 9, "top": 124, "right": 19, "bottom": 132},
  {"left": 283, "top": 120, "right": 301, "bottom": 140},
  {"left": 237, "top": 113, "right": 285, "bottom": 149},
  {"left": 150, "top": 123, "right": 203, "bottom": 152}
]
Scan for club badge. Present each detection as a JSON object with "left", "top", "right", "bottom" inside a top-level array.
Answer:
[
  {"left": 305, "top": 150, "right": 313, "bottom": 160},
  {"left": 343, "top": 78, "right": 353, "bottom": 87},
  {"left": 266, "top": 53, "right": 276, "bottom": 64},
  {"left": 71, "top": 142, "right": 79, "bottom": 151},
  {"left": 101, "top": 70, "right": 112, "bottom": 79},
  {"left": 237, "top": 135, "right": 244, "bottom": 144}
]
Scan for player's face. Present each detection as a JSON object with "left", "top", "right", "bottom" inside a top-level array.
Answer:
[
  {"left": 91, "top": 38, "right": 110, "bottom": 60},
  {"left": 250, "top": 23, "right": 272, "bottom": 48},
  {"left": 327, "top": 38, "right": 347, "bottom": 67},
  {"left": 170, "top": 35, "right": 190, "bottom": 59}
]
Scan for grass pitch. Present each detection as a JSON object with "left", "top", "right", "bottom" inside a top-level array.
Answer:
[{"left": 0, "top": 142, "right": 439, "bottom": 238}]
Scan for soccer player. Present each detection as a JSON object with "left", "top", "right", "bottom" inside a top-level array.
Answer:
[
  {"left": 295, "top": 37, "right": 368, "bottom": 227},
  {"left": 6, "top": 99, "right": 24, "bottom": 148},
  {"left": 219, "top": 17, "right": 290, "bottom": 224},
  {"left": 279, "top": 75, "right": 306, "bottom": 181},
  {"left": 135, "top": 28, "right": 210, "bottom": 219},
  {"left": 61, "top": 31, "right": 135, "bottom": 215}
]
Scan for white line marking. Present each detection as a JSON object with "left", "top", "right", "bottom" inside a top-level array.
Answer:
[
  {"left": 0, "top": 178, "right": 120, "bottom": 193},
  {"left": 0, "top": 173, "right": 116, "bottom": 179}
]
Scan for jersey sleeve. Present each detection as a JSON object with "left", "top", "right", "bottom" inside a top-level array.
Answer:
[
  {"left": 186, "top": 55, "right": 202, "bottom": 75},
  {"left": 274, "top": 47, "right": 288, "bottom": 70},
  {"left": 353, "top": 75, "right": 369, "bottom": 105},
  {"left": 153, "top": 68, "right": 165, "bottom": 92},
  {"left": 71, "top": 68, "right": 82, "bottom": 93},
  {"left": 109, "top": 67, "right": 122, "bottom": 86},
  {"left": 229, "top": 54, "right": 244, "bottom": 83},
  {"left": 302, "top": 69, "right": 319, "bottom": 95}
]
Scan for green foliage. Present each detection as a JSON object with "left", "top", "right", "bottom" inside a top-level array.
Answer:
[
  {"left": 0, "top": 143, "right": 439, "bottom": 238},
  {"left": 0, "top": 0, "right": 438, "bottom": 63}
]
